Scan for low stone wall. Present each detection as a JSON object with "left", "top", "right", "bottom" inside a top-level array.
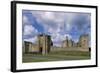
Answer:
[{"left": 50, "top": 47, "right": 89, "bottom": 52}]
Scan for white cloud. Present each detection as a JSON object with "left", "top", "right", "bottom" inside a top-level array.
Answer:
[
  {"left": 66, "top": 23, "right": 72, "bottom": 31},
  {"left": 52, "top": 33, "right": 72, "bottom": 47},
  {"left": 74, "top": 39, "right": 79, "bottom": 43},
  {"left": 31, "top": 11, "right": 73, "bottom": 46},
  {"left": 51, "top": 33, "right": 71, "bottom": 43},
  {"left": 65, "top": 34, "right": 72, "bottom": 40},
  {"left": 23, "top": 15, "right": 38, "bottom": 43},
  {"left": 33, "top": 11, "right": 69, "bottom": 34},
  {"left": 24, "top": 25, "right": 38, "bottom": 36},
  {"left": 31, "top": 11, "right": 55, "bottom": 22},
  {"left": 42, "top": 12, "right": 55, "bottom": 21},
  {"left": 26, "top": 11, "right": 90, "bottom": 46},
  {"left": 23, "top": 15, "right": 29, "bottom": 25},
  {"left": 24, "top": 36, "right": 37, "bottom": 44},
  {"left": 31, "top": 11, "right": 65, "bottom": 31},
  {"left": 30, "top": 11, "right": 90, "bottom": 34}
]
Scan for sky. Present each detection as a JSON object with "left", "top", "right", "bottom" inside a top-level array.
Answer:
[{"left": 22, "top": 10, "right": 91, "bottom": 47}]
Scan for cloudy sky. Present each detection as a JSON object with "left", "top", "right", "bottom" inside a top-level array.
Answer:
[{"left": 22, "top": 10, "right": 91, "bottom": 47}]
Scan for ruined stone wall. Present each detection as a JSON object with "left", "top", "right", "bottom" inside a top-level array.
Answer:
[
  {"left": 24, "top": 41, "right": 32, "bottom": 53},
  {"left": 51, "top": 47, "right": 89, "bottom": 52},
  {"left": 68, "top": 40, "right": 73, "bottom": 47},
  {"left": 62, "top": 35, "right": 89, "bottom": 49},
  {"left": 62, "top": 40, "right": 68, "bottom": 48},
  {"left": 30, "top": 45, "right": 39, "bottom": 52},
  {"left": 24, "top": 41, "right": 39, "bottom": 53},
  {"left": 79, "top": 35, "right": 89, "bottom": 49},
  {"left": 24, "top": 34, "right": 89, "bottom": 54}
]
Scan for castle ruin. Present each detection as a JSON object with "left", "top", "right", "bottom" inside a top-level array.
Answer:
[
  {"left": 62, "top": 35, "right": 89, "bottom": 49},
  {"left": 79, "top": 34, "right": 89, "bottom": 49},
  {"left": 24, "top": 34, "right": 89, "bottom": 55},
  {"left": 24, "top": 34, "right": 52, "bottom": 55}
]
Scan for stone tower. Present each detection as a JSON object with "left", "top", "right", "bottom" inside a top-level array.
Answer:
[
  {"left": 24, "top": 41, "right": 32, "bottom": 53},
  {"left": 67, "top": 40, "right": 73, "bottom": 47},
  {"left": 79, "top": 34, "right": 89, "bottom": 49},
  {"left": 38, "top": 34, "right": 51, "bottom": 55},
  {"left": 62, "top": 36, "right": 73, "bottom": 48},
  {"left": 62, "top": 37, "right": 68, "bottom": 48}
]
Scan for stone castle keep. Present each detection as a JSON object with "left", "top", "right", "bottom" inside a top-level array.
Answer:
[
  {"left": 24, "top": 34, "right": 89, "bottom": 55},
  {"left": 24, "top": 34, "right": 52, "bottom": 55}
]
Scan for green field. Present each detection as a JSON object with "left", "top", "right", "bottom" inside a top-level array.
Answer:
[{"left": 22, "top": 51, "right": 91, "bottom": 63}]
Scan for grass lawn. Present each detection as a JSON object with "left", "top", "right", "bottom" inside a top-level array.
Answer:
[{"left": 22, "top": 51, "right": 91, "bottom": 63}]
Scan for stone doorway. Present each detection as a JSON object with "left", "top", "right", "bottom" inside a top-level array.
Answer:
[{"left": 39, "top": 47, "right": 43, "bottom": 53}]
